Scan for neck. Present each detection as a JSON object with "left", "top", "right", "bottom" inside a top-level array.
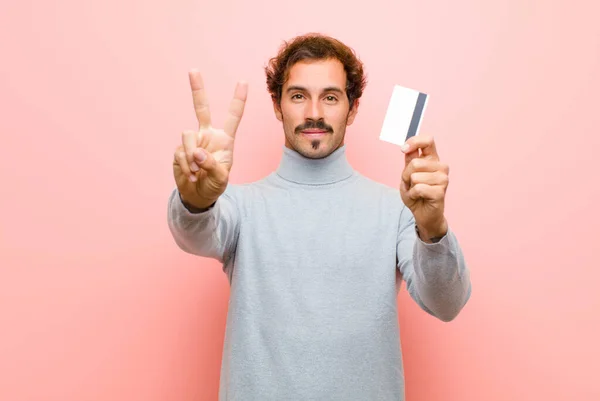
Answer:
[{"left": 275, "top": 144, "right": 355, "bottom": 185}]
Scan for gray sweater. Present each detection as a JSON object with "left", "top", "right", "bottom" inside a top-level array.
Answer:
[{"left": 167, "top": 144, "right": 471, "bottom": 400}]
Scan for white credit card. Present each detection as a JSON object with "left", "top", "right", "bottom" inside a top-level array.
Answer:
[{"left": 379, "top": 85, "right": 429, "bottom": 146}]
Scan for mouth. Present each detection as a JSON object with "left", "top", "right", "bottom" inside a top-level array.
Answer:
[{"left": 301, "top": 130, "right": 329, "bottom": 137}]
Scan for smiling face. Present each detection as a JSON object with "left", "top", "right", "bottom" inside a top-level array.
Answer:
[{"left": 273, "top": 58, "right": 359, "bottom": 159}]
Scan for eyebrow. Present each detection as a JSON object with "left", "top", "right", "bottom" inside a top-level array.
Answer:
[{"left": 285, "top": 85, "right": 345, "bottom": 95}]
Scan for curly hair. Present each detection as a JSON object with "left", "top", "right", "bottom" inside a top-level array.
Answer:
[{"left": 265, "top": 33, "right": 367, "bottom": 111}]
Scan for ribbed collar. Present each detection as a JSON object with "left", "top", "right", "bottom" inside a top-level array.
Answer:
[{"left": 274, "top": 144, "right": 355, "bottom": 185}]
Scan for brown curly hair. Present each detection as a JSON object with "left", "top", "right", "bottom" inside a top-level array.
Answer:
[{"left": 265, "top": 33, "right": 367, "bottom": 111}]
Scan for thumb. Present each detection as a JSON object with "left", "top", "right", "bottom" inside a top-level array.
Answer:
[
  {"left": 193, "top": 148, "right": 228, "bottom": 182},
  {"left": 403, "top": 146, "right": 420, "bottom": 167}
]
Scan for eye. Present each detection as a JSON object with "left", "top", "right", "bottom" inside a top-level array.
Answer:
[
  {"left": 325, "top": 95, "right": 338, "bottom": 103},
  {"left": 291, "top": 93, "right": 305, "bottom": 100}
]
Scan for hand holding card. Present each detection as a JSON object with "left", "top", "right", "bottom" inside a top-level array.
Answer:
[{"left": 380, "top": 85, "right": 449, "bottom": 242}]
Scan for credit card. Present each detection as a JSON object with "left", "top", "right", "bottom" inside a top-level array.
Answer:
[{"left": 379, "top": 85, "right": 429, "bottom": 146}]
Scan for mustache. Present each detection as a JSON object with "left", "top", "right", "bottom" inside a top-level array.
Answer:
[{"left": 294, "top": 120, "right": 333, "bottom": 134}]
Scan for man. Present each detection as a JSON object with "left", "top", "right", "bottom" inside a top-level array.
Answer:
[{"left": 168, "top": 33, "right": 471, "bottom": 401}]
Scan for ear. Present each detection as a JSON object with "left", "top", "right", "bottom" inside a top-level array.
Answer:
[
  {"left": 346, "top": 99, "right": 360, "bottom": 125},
  {"left": 272, "top": 99, "right": 283, "bottom": 122}
]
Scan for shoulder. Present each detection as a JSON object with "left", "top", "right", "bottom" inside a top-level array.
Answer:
[
  {"left": 221, "top": 175, "right": 274, "bottom": 201},
  {"left": 354, "top": 173, "right": 403, "bottom": 200},
  {"left": 346, "top": 173, "right": 408, "bottom": 215}
]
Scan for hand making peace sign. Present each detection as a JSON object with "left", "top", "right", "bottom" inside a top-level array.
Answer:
[{"left": 173, "top": 70, "right": 248, "bottom": 209}]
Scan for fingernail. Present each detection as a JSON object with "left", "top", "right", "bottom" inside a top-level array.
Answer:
[
  {"left": 190, "top": 162, "right": 199, "bottom": 172},
  {"left": 195, "top": 149, "right": 206, "bottom": 163},
  {"left": 401, "top": 144, "right": 410, "bottom": 152},
  {"left": 189, "top": 175, "right": 197, "bottom": 182}
]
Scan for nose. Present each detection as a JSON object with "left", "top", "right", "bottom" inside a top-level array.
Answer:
[{"left": 305, "top": 99, "right": 324, "bottom": 120}]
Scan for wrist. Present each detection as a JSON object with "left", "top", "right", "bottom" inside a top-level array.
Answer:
[
  {"left": 178, "top": 192, "right": 216, "bottom": 213},
  {"left": 416, "top": 218, "right": 448, "bottom": 243}
]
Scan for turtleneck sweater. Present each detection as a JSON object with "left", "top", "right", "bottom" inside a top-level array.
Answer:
[{"left": 167, "top": 144, "right": 471, "bottom": 401}]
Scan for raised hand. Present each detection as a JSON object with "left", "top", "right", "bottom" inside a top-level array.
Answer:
[
  {"left": 173, "top": 70, "right": 248, "bottom": 209},
  {"left": 400, "top": 135, "right": 449, "bottom": 242}
]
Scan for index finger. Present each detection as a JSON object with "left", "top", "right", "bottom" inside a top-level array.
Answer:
[
  {"left": 189, "top": 69, "right": 212, "bottom": 128},
  {"left": 223, "top": 81, "right": 248, "bottom": 138},
  {"left": 401, "top": 135, "right": 438, "bottom": 163}
]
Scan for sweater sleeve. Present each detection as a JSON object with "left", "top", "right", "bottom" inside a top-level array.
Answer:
[
  {"left": 167, "top": 187, "right": 240, "bottom": 264},
  {"left": 396, "top": 206, "right": 472, "bottom": 322}
]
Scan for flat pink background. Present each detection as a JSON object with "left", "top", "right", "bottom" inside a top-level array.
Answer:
[{"left": 1, "top": 1, "right": 599, "bottom": 400}]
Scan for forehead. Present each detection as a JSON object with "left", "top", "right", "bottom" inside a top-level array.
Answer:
[{"left": 284, "top": 58, "right": 347, "bottom": 91}]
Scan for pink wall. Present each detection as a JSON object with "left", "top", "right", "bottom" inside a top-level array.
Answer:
[{"left": 1, "top": 1, "right": 599, "bottom": 400}]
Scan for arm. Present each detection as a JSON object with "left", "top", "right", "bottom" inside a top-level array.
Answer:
[
  {"left": 396, "top": 206, "right": 471, "bottom": 322},
  {"left": 167, "top": 187, "right": 240, "bottom": 264},
  {"left": 168, "top": 70, "right": 247, "bottom": 264}
]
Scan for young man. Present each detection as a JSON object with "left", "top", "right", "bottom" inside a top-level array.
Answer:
[{"left": 168, "top": 33, "right": 471, "bottom": 401}]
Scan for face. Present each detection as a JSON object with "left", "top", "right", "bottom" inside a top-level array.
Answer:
[{"left": 273, "top": 58, "right": 359, "bottom": 159}]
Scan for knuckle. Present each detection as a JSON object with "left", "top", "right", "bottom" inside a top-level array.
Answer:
[
  {"left": 195, "top": 105, "right": 210, "bottom": 119},
  {"left": 440, "top": 174, "right": 449, "bottom": 186},
  {"left": 182, "top": 130, "right": 197, "bottom": 143},
  {"left": 414, "top": 183, "right": 426, "bottom": 195},
  {"left": 177, "top": 152, "right": 188, "bottom": 167},
  {"left": 410, "top": 158, "right": 422, "bottom": 170}
]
